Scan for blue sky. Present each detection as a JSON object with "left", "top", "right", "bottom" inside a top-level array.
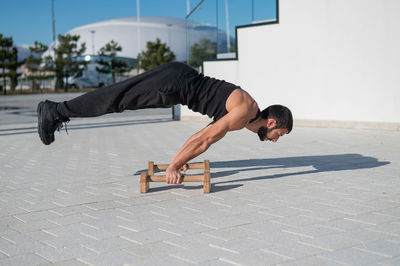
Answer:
[
  {"left": 1, "top": 0, "right": 276, "bottom": 47},
  {"left": 1, "top": 0, "right": 198, "bottom": 46}
]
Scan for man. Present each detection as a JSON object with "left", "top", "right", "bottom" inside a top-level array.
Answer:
[{"left": 37, "top": 62, "right": 293, "bottom": 184}]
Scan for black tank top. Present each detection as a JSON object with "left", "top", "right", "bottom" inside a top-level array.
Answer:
[
  {"left": 185, "top": 75, "right": 238, "bottom": 122},
  {"left": 166, "top": 62, "right": 237, "bottom": 121},
  {"left": 160, "top": 62, "right": 258, "bottom": 122}
]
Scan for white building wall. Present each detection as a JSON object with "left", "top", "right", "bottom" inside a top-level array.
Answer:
[
  {"left": 44, "top": 17, "right": 188, "bottom": 61},
  {"left": 193, "top": 0, "right": 400, "bottom": 130},
  {"left": 69, "top": 20, "right": 187, "bottom": 61}
]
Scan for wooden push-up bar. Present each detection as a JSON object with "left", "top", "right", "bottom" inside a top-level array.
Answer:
[{"left": 140, "top": 160, "right": 210, "bottom": 193}]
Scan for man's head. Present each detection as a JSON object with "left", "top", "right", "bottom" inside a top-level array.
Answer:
[{"left": 257, "top": 104, "right": 293, "bottom": 142}]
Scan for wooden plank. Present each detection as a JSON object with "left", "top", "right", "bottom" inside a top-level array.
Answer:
[
  {"left": 141, "top": 160, "right": 211, "bottom": 193},
  {"left": 153, "top": 162, "right": 205, "bottom": 171},
  {"left": 204, "top": 171, "right": 210, "bottom": 193},
  {"left": 204, "top": 160, "right": 210, "bottom": 172},
  {"left": 148, "top": 161, "right": 154, "bottom": 176},
  {"left": 147, "top": 174, "right": 205, "bottom": 182},
  {"left": 140, "top": 172, "right": 149, "bottom": 193}
]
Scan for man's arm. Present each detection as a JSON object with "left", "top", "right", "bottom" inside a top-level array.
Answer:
[{"left": 166, "top": 106, "right": 250, "bottom": 184}]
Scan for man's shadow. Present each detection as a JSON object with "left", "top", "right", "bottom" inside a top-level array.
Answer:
[
  {"left": 136, "top": 154, "right": 389, "bottom": 193},
  {"left": 210, "top": 154, "right": 389, "bottom": 186}
]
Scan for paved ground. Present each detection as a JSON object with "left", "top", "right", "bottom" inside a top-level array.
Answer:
[{"left": 1, "top": 94, "right": 400, "bottom": 265}]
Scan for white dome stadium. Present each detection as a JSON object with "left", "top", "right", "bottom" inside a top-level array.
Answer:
[{"left": 46, "top": 16, "right": 188, "bottom": 61}]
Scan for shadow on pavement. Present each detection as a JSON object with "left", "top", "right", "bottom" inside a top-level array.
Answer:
[
  {"left": 134, "top": 154, "right": 389, "bottom": 193},
  {"left": 0, "top": 118, "right": 173, "bottom": 136},
  {"left": 210, "top": 154, "right": 390, "bottom": 184},
  {"left": 146, "top": 184, "right": 243, "bottom": 193}
]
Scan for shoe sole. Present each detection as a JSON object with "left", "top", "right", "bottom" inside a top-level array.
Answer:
[{"left": 37, "top": 101, "right": 53, "bottom": 145}]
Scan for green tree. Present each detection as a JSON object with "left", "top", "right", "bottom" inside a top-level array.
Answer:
[
  {"left": 26, "top": 41, "right": 52, "bottom": 91},
  {"left": 0, "top": 34, "right": 13, "bottom": 94},
  {"left": 137, "top": 38, "right": 175, "bottom": 71},
  {"left": 7, "top": 46, "right": 24, "bottom": 91},
  {"left": 54, "top": 48, "right": 64, "bottom": 90},
  {"left": 54, "top": 34, "right": 86, "bottom": 91},
  {"left": 188, "top": 38, "right": 217, "bottom": 68},
  {"left": 97, "top": 40, "right": 130, "bottom": 84}
]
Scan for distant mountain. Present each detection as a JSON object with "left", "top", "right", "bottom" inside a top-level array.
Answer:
[{"left": 16, "top": 45, "right": 41, "bottom": 62}]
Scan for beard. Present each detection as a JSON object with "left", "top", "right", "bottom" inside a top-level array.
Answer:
[{"left": 257, "top": 126, "right": 275, "bottom": 141}]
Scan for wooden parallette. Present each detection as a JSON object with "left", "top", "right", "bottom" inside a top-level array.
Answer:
[{"left": 140, "top": 160, "right": 210, "bottom": 193}]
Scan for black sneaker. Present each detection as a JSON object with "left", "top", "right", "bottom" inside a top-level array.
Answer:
[{"left": 37, "top": 100, "right": 69, "bottom": 145}]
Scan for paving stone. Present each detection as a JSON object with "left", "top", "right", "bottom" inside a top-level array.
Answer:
[
  {"left": 366, "top": 222, "right": 400, "bottom": 236},
  {"left": 34, "top": 243, "right": 100, "bottom": 263},
  {"left": 167, "top": 245, "right": 234, "bottom": 264},
  {"left": 119, "top": 229, "right": 179, "bottom": 244},
  {"left": 149, "top": 218, "right": 215, "bottom": 235},
  {"left": 218, "top": 210, "right": 276, "bottom": 224},
  {"left": 274, "top": 214, "right": 327, "bottom": 227},
  {"left": 298, "top": 233, "right": 362, "bottom": 251},
  {"left": 318, "top": 247, "right": 391, "bottom": 266},
  {"left": 0, "top": 237, "right": 20, "bottom": 257},
  {"left": 216, "top": 237, "right": 270, "bottom": 252},
  {"left": 0, "top": 234, "right": 52, "bottom": 257},
  {"left": 270, "top": 240, "right": 327, "bottom": 259},
  {"left": 316, "top": 218, "right": 372, "bottom": 232},
  {"left": 158, "top": 233, "right": 226, "bottom": 251},
  {"left": 0, "top": 252, "right": 50, "bottom": 265},
  {"left": 377, "top": 207, "right": 400, "bottom": 218},
  {"left": 192, "top": 211, "right": 266, "bottom": 230},
  {"left": 353, "top": 239, "right": 400, "bottom": 258},
  {"left": 202, "top": 226, "right": 260, "bottom": 242},
  {"left": 39, "top": 259, "right": 88, "bottom": 266},
  {"left": 0, "top": 225, "right": 19, "bottom": 237},
  {"left": 345, "top": 212, "right": 399, "bottom": 226},
  {"left": 248, "top": 231, "right": 306, "bottom": 248},
  {"left": 279, "top": 255, "right": 350, "bottom": 266},
  {"left": 123, "top": 240, "right": 185, "bottom": 259},
  {"left": 279, "top": 223, "right": 344, "bottom": 239},
  {"left": 1, "top": 100, "right": 400, "bottom": 264},
  {"left": 140, "top": 255, "right": 201, "bottom": 266},
  {"left": 14, "top": 210, "right": 63, "bottom": 222},
  {"left": 358, "top": 199, "right": 400, "bottom": 211},
  {"left": 339, "top": 227, "right": 395, "bottom": 243},
  {"left": 77, "top": 249, "right": 142, "bottom": 265},
  {"left": 257, "top": 207, "right": 306, "bottom": 218},
  {"left": 79, "top": 236, "right": 139, "bottom": 254},
  {"left": 220, "top": 249, "right": 294, "bottom": 266},
  {"left": 34, "top": 245, "right": 78, "bottom": 263},
  {"left": 48, "top": 213, "right": 96, "bottom": 226},
  {"left": 240, "top": 220, "right": 296, "bottom": 236},
  {"left": 378, "top": 256, "right": 400, "bottom": 266}
]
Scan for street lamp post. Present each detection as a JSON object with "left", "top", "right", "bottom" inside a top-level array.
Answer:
[
  {"left": 51, "top": 0, "right": 56, "bottom": 62},
  {"left": 137, "top": 0, "right": 141, "bottom": 73}
]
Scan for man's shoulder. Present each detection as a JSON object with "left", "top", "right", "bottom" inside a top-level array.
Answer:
[
  {"left": 226, "top": 89, "right": 259, "bottom": 117},
  {"left": 220, "top": 90, "right": 259, "bottom": 131}
]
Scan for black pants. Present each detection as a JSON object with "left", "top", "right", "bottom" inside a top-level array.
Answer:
[{"left": 57, "top": 62, "right": 198, "bottom": 118}]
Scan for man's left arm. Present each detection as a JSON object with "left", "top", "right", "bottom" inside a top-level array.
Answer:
[{"left": 166, "top": 107, "right": 249, "bottom": 184}]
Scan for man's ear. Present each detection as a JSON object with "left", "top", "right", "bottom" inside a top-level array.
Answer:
[{"left": 266, "top": 118, "right": 277, "bottom": 128}]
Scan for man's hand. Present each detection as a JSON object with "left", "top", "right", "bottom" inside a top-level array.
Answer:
[
  {"left": 166, "top": 165, "right": 187, "bottom": 184},
  {"left": 180, "top": 164, "right": 188, "bottom": 172}
]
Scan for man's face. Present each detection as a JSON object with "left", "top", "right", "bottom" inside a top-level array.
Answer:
[{"left": 257, "top": 124, "right": 288, "bottom": 142}]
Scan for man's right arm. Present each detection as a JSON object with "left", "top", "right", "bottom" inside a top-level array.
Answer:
[{"left": 166, "top": 105, "right": 251, "bottom": 184}]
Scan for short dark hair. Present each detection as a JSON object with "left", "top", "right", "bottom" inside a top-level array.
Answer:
[{"left": 260, "top": 104, "right": 293, "bottom": 133}]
